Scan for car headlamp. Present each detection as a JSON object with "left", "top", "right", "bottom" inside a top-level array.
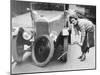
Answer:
[
  {"left": 23, "top": 31, "right": 32, "bottom": 40},
  {"left": 50, "top": 31, "right": 57, "bottom": 42}
]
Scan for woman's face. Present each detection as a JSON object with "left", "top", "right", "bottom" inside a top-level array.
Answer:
[{"left": 71, "top": 18, "right": 78, "bottom": 25}]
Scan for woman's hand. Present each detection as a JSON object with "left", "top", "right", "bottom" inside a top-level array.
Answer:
[
  {"left": 79, "top": 42, "right": 83, "bottom": 46},
  {"left": 78, "top": 42, "right": 83, "bottom": 46}
]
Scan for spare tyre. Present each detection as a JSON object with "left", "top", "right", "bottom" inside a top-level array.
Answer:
[{"left": 32, "top": 35, "right": 54, "bottom": 67}]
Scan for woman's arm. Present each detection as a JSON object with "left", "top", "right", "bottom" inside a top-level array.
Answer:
[{"left": 80, "top": 29, "right": 86, "bottom": 46}]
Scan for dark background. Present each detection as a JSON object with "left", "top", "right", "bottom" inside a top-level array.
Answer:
[
  {"left": 11, "top": 0, "right": 64, "bottom": 17},
  {"left": 11, "top": 0, "right": 96, "bottom": 24}
]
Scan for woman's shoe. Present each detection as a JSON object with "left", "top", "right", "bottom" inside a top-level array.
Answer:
[
  {"left": 80, "top": 55, "right": 86, "bottom": 61},
  {"left": 78, "top": 55, "right": 82, "bottom": 59}
]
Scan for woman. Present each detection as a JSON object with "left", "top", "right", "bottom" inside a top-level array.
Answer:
[{"left": 69, "top": 14, "right": 95, "bottom": 61}]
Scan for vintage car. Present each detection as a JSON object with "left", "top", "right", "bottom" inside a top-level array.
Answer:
[{"left": 12, "top": 8, "right": 69, "bottom": 67}]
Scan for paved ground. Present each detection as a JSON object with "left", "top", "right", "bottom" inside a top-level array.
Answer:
[{"left": 12, "top": 40, "right": 95, "bottom": 74}]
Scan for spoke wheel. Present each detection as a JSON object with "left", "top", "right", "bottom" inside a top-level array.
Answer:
[
  {"left": 12, "top": 28, "right": 24, "bottom": 63},
  {"left": 60, "top": 37, "right": 68, "bottom": 62}
]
